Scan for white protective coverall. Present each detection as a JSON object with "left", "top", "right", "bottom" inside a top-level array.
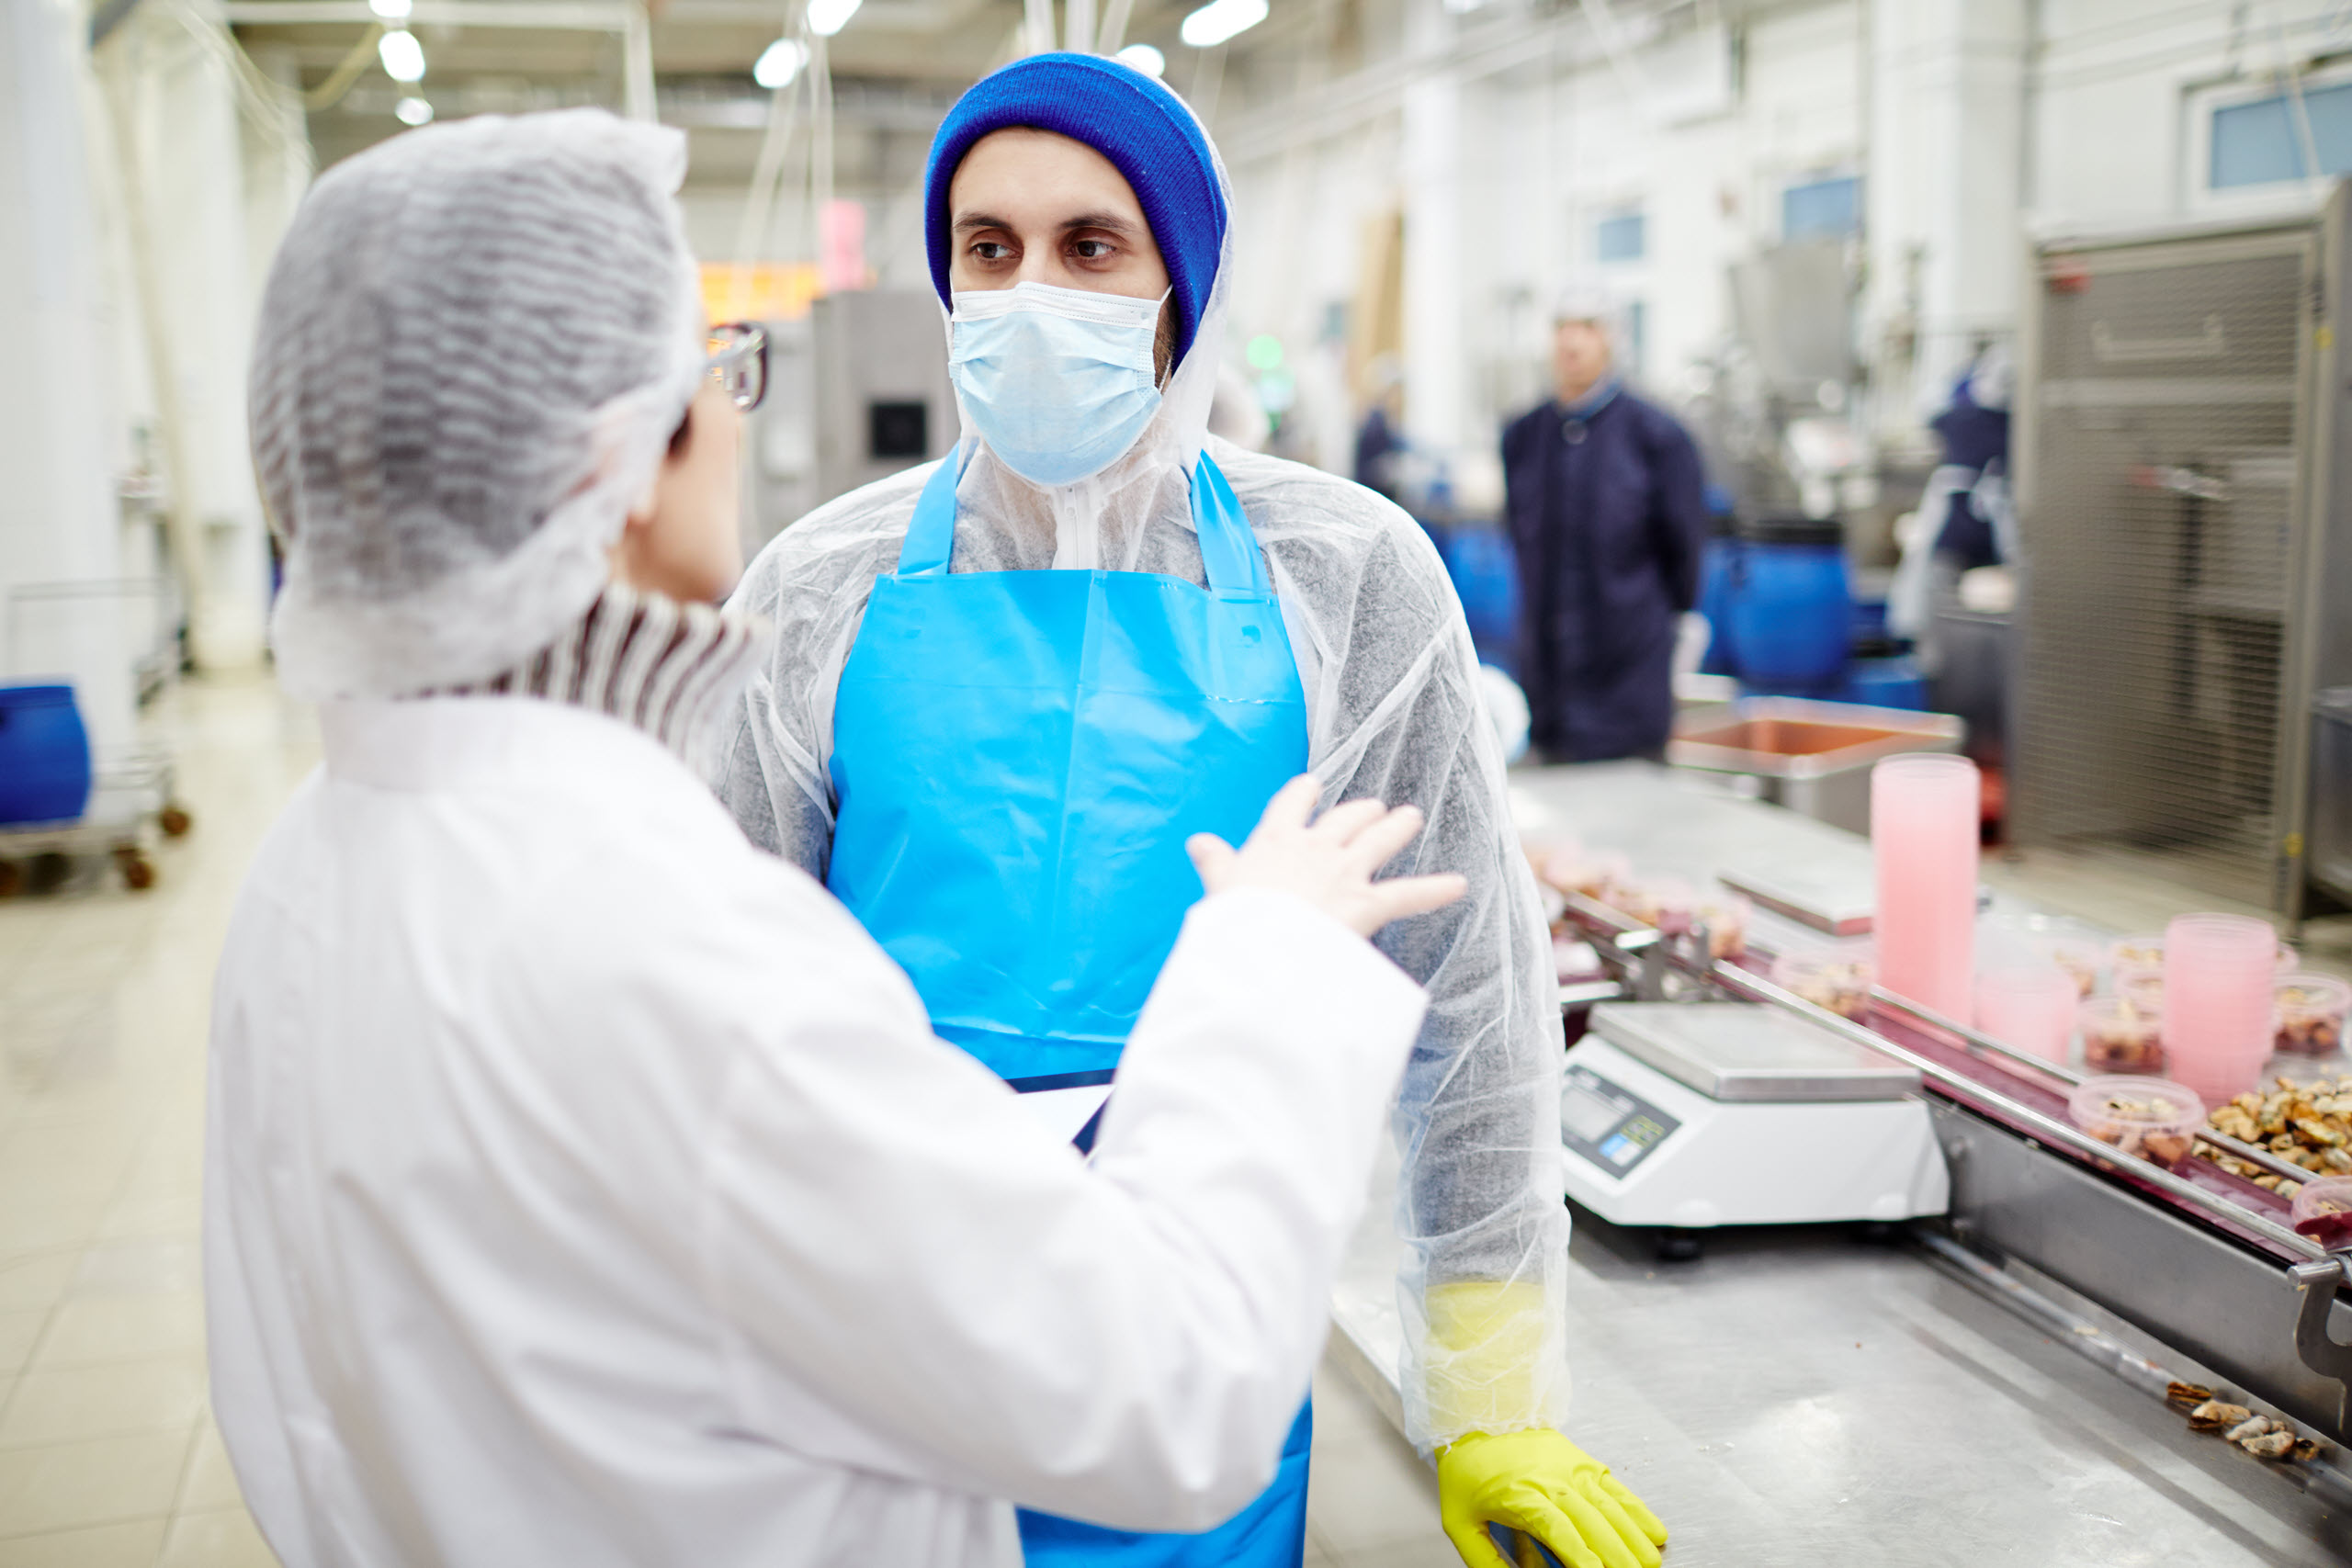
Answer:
[
  {"left": 206, "top": 694, "right": 1425, "bottom": 1567},
  {"left": 714, "top": 104, "right": 1570, "bottom": 1451}
]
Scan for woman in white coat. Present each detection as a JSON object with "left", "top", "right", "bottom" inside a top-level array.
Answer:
[{"left": 206, "top": 108, "right": 1464, "bottom": 1568}]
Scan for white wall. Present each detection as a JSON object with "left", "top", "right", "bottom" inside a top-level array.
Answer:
[
  {"left": 1214, "top": 0, "right": 2352, "bottom": 481},
  {"left": 1217, "top": 0, "right": 1871, "bottom": 479},
  {"left": 0, "top": 0, "right": 132, "bottom": 740}
]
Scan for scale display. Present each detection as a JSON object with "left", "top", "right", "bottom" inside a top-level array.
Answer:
[{"left": 1562, "top": 1064, "right": 1680, "bottom": 1179}]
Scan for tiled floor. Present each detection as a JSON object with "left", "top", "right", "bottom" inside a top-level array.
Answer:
[
  {"left": 0, "top": 675, "right": 311, "bottom": 1563},
  {"left": 0, "top": 673, "right": 1463, "bottom": 1566},
  {"left": 6, "top": 672, "right": 2338, "bottom": 1566}
]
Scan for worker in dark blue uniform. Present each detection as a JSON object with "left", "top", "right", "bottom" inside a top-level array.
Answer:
[{"left": 1500, "top": 291, "right": 1709, "bottom": 762}]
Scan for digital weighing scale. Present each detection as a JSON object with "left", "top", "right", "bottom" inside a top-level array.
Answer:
[{"left": 1562, "top": 1003, "right": 1950, "bottom": 1235}]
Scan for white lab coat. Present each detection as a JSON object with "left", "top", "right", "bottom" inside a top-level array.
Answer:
[{"left": 204, "top": 697, "right": 1427, "bottom": 1568}]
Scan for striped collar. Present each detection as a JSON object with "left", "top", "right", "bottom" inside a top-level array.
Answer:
[{"left": 423, "top": 583, "right": 767, "bottom": 768}]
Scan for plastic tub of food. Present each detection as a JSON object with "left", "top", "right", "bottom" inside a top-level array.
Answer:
[
  {"left": 2275, "top": 975, "right": 2352, "bottom": 1056},
  {"left": 2067, "top": 1075, "right": 2203, "bottom": 1167},
  {"left": 1974, "top": 963, "right": 2081, "bottom": 1064},
  {"left": 1770, "top": 942, "right": 1875, "bottom": 1021},
  {"left": 2114, "top": 965, "right": 2165, "bottom": 1012},
  {"left": 1605, "top": 874, "right": 1750, "bottom": 958},
  {"left": 2107, "top": 932, "right": 2167, "bottom": 977},
  {"left": 2291, "top": 1177, "right": 2352, "bottom": 1249},
  {"left": 1983, "top": 913, "right": 2104, "bottom": 998},
  {"left": 1692, "top": 889, "right": 1752, "bottom": 959},
  {"left": 2079, "top": 995, "right": 2165, "bottom": 1074},
  {"left": 1535, "top": 844, "right": 1630, "bottom": 903}
]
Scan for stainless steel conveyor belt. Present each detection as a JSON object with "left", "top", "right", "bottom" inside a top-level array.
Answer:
[{"left": 1326, "top": 761, "right": 2352, "bottom": 1564}]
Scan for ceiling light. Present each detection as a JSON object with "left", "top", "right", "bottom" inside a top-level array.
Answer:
[
  {"left": 753, "top": 37, "right": 807, "bottom": 88},
  {"left": 806, "top": 0, "right": 860, "bottom": 37},
  {"left": 394, "top": 96, "right": 433, "bottom": 125},
  {"left": 1178, "top": 0, "right": 1264, "bottom": 48},
  {"left": 378, "top": 27, "right": 425, "bottom": 83},
  {"left": 368, "top": 0, "right": 412, "bottom": 17},
  {"left": 1114, "top": 42, "right": 1165, "bottom": 76}
]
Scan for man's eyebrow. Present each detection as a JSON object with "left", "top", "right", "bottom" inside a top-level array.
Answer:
[
  {"left": 950, "top": 209, "right": 1146, "bottom": 235},
  {"left": 1059, "top": 211, "right": 1144, "bottom": 235}
]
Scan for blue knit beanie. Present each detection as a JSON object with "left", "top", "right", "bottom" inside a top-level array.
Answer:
[{"left": 924, "top": 53, "right": 1227, "bottom": 365}]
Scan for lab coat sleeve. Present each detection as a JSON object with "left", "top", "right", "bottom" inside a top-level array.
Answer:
[
  {"left": 699, "top": 886, "right": 1428, "bottom": 1532},
  {"left": 1312, "top": 515, "right": 1573, "bottom": 1452}
]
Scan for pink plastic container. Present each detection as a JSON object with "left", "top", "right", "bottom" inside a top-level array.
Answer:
[
  {"left": 1871, "top": 754, "right": 1980, "bottom": 1021},
  {"left": 2066, "top": 1075, "right": 2204, "bottom": 1168},
  {"left": 2275, "top": 975, "right": 2352, "bottom": 1056},
  {"left": 2080, "top": 994, "right": 2165, "bottom": 1075},
  {"left": 2164, "top": 913, "right": 2280, "bottom": 1103},
  {"left": 1974, "top": 963, "right": 2081, "bottom": 1064}
]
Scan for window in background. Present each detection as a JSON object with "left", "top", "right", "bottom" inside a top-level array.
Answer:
[
  {"left": 1596, "top": 210, "right": 1645, "bottom": 264},
  {"left": 1782, "top": 175, "right": 1861, "bottom": 240},
  {"left": 2211, "top": 80, "right": 2352, "bottom": 187}
]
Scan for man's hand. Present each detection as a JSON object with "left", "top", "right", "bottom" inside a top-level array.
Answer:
[
  {"left": 1187, "top": 775, "right": 1467, "bottom": 939},
  {"left": 1435, "top": 1427, "right": 1667, "bottom": 1568}
]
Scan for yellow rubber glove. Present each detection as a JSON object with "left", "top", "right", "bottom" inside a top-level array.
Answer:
[{"left": 1435, "top": 1427, "right": 1668, "bottom": 1568}]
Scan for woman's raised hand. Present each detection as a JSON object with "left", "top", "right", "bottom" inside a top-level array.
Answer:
[{"left": 1186, "top": 775, "right": 1468, "bottom": 940}]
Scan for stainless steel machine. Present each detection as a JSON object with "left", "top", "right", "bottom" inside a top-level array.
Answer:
[
  {"left": 810, "top": 288, "right": 956, "bottom": 510},
  {"left": 738, "top": 290, "right": 957, "bottom": 554},
  {"left": 2012, "top": 186, "right": 2352, "bottom": 919}
]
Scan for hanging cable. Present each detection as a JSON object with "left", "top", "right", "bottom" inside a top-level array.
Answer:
[{"left": 302, "top": 20, "right": 388, "bottom": 111}]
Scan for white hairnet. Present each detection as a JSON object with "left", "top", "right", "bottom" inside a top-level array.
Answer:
[
  {"left": 715, "top": 95, "right": 1569, "bottom": 1453},
  {"left": 250, "top": 109, "right": 705, "bottom": 700},
  {"left": 1551, "top": 278, "right": 1623, "bottom": 327}
]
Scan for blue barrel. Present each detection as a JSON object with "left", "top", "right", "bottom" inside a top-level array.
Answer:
[
  {"left": 1697, "top": 536, "right": 1741, "bottom": 675},
  {"left": 0, "top": 682, "right": 95, "bottom": 827},
  {"left": 1842, "top": 654, "right": 1929, "bottom": 710},
  {"left": 1728, "top": 515, "right": 1853, "bottom": 689},
  {"left": 1436, "top": 523, "right": 1522, "bottom": 675},
  {"left": 0, "top": 684, "right": 94, "bottom": 826}
]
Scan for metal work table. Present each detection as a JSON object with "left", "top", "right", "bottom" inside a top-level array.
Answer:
[{"left": 1327, "top": 762, "right": 2352, "bottom": 1564}]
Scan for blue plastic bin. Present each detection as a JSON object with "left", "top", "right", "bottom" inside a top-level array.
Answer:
[
  {"left": 1434, "top": 523, "right": 1522, "bottom": 675},
  {"left": 0, "top": 683, "right": 94, "bottom": 825},
  {"left": 1842, "top": 654, "right": 1929, "bottom": 711},
  {"left": 1727, "top": 516, "right": 1852, "bottom": 689}
]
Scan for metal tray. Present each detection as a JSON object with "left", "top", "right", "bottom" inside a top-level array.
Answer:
[{"left": 1589, "top": 1001, "right": 1925, "bottom": 1102}]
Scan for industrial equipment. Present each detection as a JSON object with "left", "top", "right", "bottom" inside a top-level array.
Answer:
[
  {"left": 1526, "top": 763, "right": 2352, "bottom": 1456},
  {"left": 2012, "top": 186, "right": 2352, "bottom": 919},
  {"left": 1560, "top": 1002, "right": 1949, "bottom": 1243},
  {"left": 811, "top": 288, "right": 956, "bottom": 510}
]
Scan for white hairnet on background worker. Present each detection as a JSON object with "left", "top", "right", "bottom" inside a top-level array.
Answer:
[
  {"left": 212, "top": 107, "right": 1466, "bottom": 1568},
  {"left": 713, "top": 59, "right": 1651, "bottom": 1568}
]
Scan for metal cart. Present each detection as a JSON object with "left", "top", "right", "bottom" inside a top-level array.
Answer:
[{"left": 0, "top": 745, "right": 191, "bottom": 896}]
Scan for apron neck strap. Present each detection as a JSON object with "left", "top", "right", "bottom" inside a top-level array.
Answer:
[
  {"left": 895, "top": 447, "right": 967, "bottom": 579},
  {"left": 893, "top": 445, "right": 1269, "bottom": 595},
  {"left": 1189, "top": 452, "right": 1270, "bottom": 595}
]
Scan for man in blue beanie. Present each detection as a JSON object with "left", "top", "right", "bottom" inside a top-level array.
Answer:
[{"left": 718, "top": 52, "right": 1669, "bottom": 1568}]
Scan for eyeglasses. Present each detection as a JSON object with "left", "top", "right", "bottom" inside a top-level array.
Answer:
[{"left": 706, "top": 322, "right": 767, "bottom": 411}]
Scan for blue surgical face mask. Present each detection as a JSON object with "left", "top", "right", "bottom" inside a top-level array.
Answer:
[{"left": 949, "top": 282, "right": 1167, "bottom": 488}]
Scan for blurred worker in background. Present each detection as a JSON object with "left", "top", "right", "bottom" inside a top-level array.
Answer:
[
  {"left": 1501, "top": 288, "right": 1709, "bottom": 762},
  {"left": 209, "top": 108, "right": 1466, "bottom": 1568},
  {"left": 1889, "top": 339, "right": 2015, "bottom": 659},
  {"left": 1353, "top": 354, "right": 1406, "bottom": 502},
  {"left": 719, "top": 54, "right": 1667, "bottom": 1568}
]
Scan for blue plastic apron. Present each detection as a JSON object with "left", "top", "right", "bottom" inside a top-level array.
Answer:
[{"left": 827, "top": 446, "right": 1315, "bottom": 1568}]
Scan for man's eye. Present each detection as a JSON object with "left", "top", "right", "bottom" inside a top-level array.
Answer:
[
  {"left": 970, "top": 241, "right": 1013, "bottom": 260},
  {"left": 1071, "top": 239, "right": 1114, "bottom": 260}
]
